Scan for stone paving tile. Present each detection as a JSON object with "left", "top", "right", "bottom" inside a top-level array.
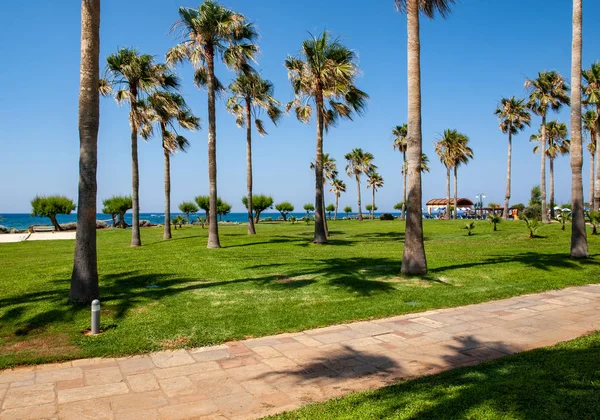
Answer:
[{"left": 1, "top": 284, "right": 600, "bottom": 419}]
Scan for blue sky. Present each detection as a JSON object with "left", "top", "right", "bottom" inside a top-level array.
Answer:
[{"left": 1, "top": 0, "right": 598, "bottom": 213}]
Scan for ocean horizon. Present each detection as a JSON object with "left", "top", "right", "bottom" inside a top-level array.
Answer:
[{"left": 0, "top": 211, "right": 405, "bottom": 231}]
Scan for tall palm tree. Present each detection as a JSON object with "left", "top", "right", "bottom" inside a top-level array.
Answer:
[
  {"left": 451, "top": 133, "right": 474, "bottom": 219},
  {"left": 168, "top": 1, "right": 258, "bottom": 248},
  {"left": 583, "top": 110, "right": 597, "bottom": 206},
  {"left": 570, "top": 0, "right": 588, "bottom": 257},
  {"left": 70, "top": 0, "right": 100, "bottom": 303},
  {"left": 285, "top": 31, "right": 368, "bottom": 244},
  {"left": 140, "top": 91, "right": 200, "bottom": 240},
  {"left": 435, "top": 129, "right": 458, "bottom": 220},
  {"left": 103, "top": 49, "right": 178, "bottom": 247},
  {"left": 227, "top": 71, "right": 282, "bottom": 235},
  {"left": 366, "top": 171, "right": 384, "bottom": 219},
  {"left": 392, "top": 124, "right": 408, "bottom": 219},
  {"left": 494, "top": 97, "right": 531, "bottom": 219},
  {"left": 395, "top": 0, "right": 455, "bottom": 275},
  {"left": 532, "top": 121, "right": 570, "bottom": 219},
  {"left": 345, "top": 148, "right": 375, "bottom": 222},
  {"left": 330, "top": 178, "right": 346, "bottom": 220},
  {"left": 310, "top": 153, "right": 338, "bottom": 237},
  {"left": 525, "top": 71, "right": 570, "bottom": 223},
  {"left": 583, "top": 62, "right": 600, "bottom": 212}
]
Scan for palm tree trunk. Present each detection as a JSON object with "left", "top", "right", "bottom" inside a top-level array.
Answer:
[
  {"left": 540, "top": 114, "right": 548, "bottom": 223},
  {"left": 70, "top": 0, "right": 100, "bottom": 303},
  {"left": 334, "top": 193, "right": 339, "bottom": 220},
  {"left": 401, "top": 0, "right": 427, "bottom": 275},
  {"left": 245, "top": 99, "right": 256, "bottom": 235},
  {"left": 453, "top": 165, "right": 458, "bottom": 220},
  {"left": 206, "top": 45, "right": 221, "bottom": 248},
  {"left": 570, "top": 0, "right": 588, "bottom": 258},
  {"left": 130, "top": 90, "right": 142, "bottom": 246},
  {"left": 445, "top": 166, "right": 451, "bottom": 220},
  {"left": 371, "top": 187, "right": 375, "bottom": 219},
  {"left": 163, "top": 138, "right": 172, "bottom": 240},
  {"left": 503, "top": 130, "right": 512, "bottom": 220},
  {"left": 322, "top": 192, "right": 329, "bottom": 237},
  {"left": 402, "top": 151, "right": 407, "bottom": 219},
  {"left": 549, "top": 157, "right": 555, "bottom": 219},
  {"left": 594, "top": 120, "right": 600, "bottom": 212},
  {"left": 356, "top": 176, "right": 363, "bottom": 221},
  {"left": 313, "top": 89, "right": 327, "bottom": 244},
  {"left": 589, "top": 151, "right": 595, "bottom": 207}
]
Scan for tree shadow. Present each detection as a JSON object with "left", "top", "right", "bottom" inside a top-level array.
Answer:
[
  {"left": 331, "top": 335, "right": 600, "bottom": 419},
  {"left": 430, "top": 252, "right": 599, "bottom": 273}
]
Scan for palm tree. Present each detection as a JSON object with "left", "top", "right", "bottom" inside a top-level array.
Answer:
[
  {"left": 285, "top": 31, "right": 368, "bottom": 244},
  {"left": 451, "top": 133, "right": 474, "bottom": 220},
  {"left": 583, "top": 110, "right": 597, "bottom": 206},
  {"left": 494, "top": 97, "right": 531, "bottom": 219},
  {"left": 345, "top": 148, "right": 375, "bottom": 222},
  {"left": 330, "top": 178, "right": 346, "bottom": 220},
  {"left": 421, "top": 153, "right": 431, "bottom": 173},
  {"left": 168, "top": 1, "right": 258, "bottom": 249},
  {"left": 366, "top": 171, "right": 384, "bottom": 219},
  {"left": 525, "top": 71, "right": 570, "bottom": 223},
  {"left": 70, "top": 0, "right": 100, "bottom": 303},
  {"left": 435, "top": 129, "right": 458, "bottom": 220},
  {"left": 583, "top": 62, "right": 600, "bottom": 212},
  {"left": 140, "top": 91, "right": 200, "bottom": 240},
  {"left": 103, "top": 48, "right": 178, "bottom": 247},
  {"left": 570, "top": 0, "right": 588, "bottom": 257},
  {"left": 395, "top": 0, "right": 455, "bottom": 275},
  {"left": 310, "top": 153, "right": 338, "bottom": 237},
  {"left": 392, "top": 124, "right": 408, "bottom": 219},
  {"left": 532, "top": 121, "right": 570, "bottom": 219},
  {"left": 227, "top": 71, "right": 282, "bottom": 235}
]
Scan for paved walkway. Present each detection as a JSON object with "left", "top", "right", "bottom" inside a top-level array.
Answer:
[{"left": 1, "top": 284, "right": 599, "bottom": 420}]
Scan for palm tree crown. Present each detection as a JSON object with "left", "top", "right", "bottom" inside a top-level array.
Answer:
[
  {"left": 285, "top": 31, "right": 368, "bottom": 129},
  {"left": 583, "top": 62, "right": 600, "bottom": 109},
  {"left": 226, "top": 71, "right": 282, "bottom": 135},
  {"left": 141, "top": 92, "right": 200, "bottom": 152},
  {"left": 392, "top": 124, "right": 408, "bottom": 155},
  {"left": 494, "top": 96, "right": 531, "bottom": 135},
  {"left": 104, "top": 48, "right": 179, "bottom": 103},
  {"left": 345, "top": 148, "right": 375, "bottom": 179},
  {"left": 330, "top": 178, "right": 346, "bottom": 196},
  {"left": 583, "top": 110, "right": 598, "bottom": 154},
  {"left": 525, "top": 71, "right": 570, "bottom": 116},
  {"left": 394, "top": 0, "right": 456, "bottom": 18},
  {"left": 531, "top": 121, "right": 570, "bottom": 158},
  {"left": 366, "top": 171, "right": 384, "bottom": 191},
  {"left": 167, "top": 1, "right": 258, "bottom": 80}
]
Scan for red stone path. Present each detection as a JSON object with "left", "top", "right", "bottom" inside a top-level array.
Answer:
[{"left": 1, "top": 284, "right": 599, "bottom": 419}]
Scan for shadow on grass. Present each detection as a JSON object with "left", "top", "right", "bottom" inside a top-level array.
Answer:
[
  {"left": 282, "top": 334, "right": 600, "bottom": 419},
  {"left": 430, "top": 252, "right": 598, "bottom": 273}
]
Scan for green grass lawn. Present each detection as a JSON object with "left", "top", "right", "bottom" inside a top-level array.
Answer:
[
  {"left": 271, "top": 331, "right": 600, "bottom": 419},
  {"left": 0, "top": 220, "right": 598, "bottom": 369}
]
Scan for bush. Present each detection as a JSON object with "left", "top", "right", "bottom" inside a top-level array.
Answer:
[
  {"left": 523, "top": 204, "right": 541, "bottom": 221},
  {"left": 379, "top": 213, "right": 394, "bottom": 221},
  {"left": 289, "top": 216, "right": 297, "bottom": 224},
  {"left": 524, "top": 217, "right": 541, "bottom": 238}
]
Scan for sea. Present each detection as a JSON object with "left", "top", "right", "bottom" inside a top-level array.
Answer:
[{"left": 0, "top": 212, "right": 401, "bottom": 231}]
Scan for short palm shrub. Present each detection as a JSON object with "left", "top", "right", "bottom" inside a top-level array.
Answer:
[
  {"left": 197, "top": 216, "right": 206, "bottom": 228},
  {"left": 380, "top": 213, "right": 394, "bottom": 221},
  {"left": 587, "top": 211, "right": 600, "bottom": 235},
  {"left": 487, "top": 214, "right": 501, "bottom": 231},
  {"left": 289, "top": 216, "right": 297, "bottom": 224},
  {"left": 171, "top": 215, "right": 185, "bottom": 229},
  {"left": 556, "top": 209, "right": 571, "bottom": 231},
  {"left": 463, "top": 221, "right": 475, "bottom": 236},
  {"left": 524, "top": 217, "right": 540, "bottom": 238}
]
